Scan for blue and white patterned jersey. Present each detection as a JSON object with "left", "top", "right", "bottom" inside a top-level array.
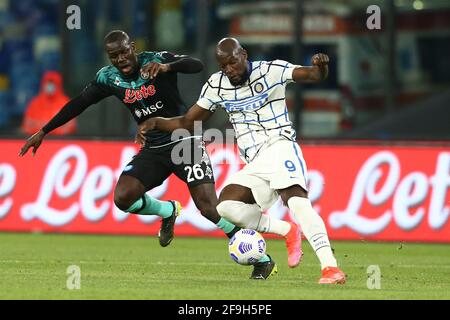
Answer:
[{"left": 197, "top": 60, "right": 299, "bottom": 163}]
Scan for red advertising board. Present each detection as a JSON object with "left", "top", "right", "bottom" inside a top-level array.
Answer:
[{"left": 0, "top": 139, "right": 449, "bottom": 242}]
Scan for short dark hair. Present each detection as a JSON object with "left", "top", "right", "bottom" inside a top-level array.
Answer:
[{"left": 104, "top": 30, "right": 130, "bottom": 46}]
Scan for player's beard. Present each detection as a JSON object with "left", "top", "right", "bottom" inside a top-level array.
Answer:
[
  {"left": 230, "top": 73, "right": 248, "bottom": 86},
  {"left": 229, "top": 62, "right": 251, "bottom": 86}
]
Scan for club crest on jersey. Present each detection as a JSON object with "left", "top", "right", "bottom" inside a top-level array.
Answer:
[
  {"left": 114, "top": 77, "right": 122, "bottom": 86},
  {"left": 123, "top": 85, "right": 156, "bottom": 104},
  {"left": 224, "top": 93, "right": 269, "bottom": 112},
  {"left": 254, "top": 82, "right": 264, "bottom": 93},
  {"left": 140, "top": 70, "right": 150, "bottom": 80}
]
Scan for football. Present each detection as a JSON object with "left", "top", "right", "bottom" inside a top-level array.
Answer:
[{"left": 228, "top": 229, "right": 266, "bottom": 265}]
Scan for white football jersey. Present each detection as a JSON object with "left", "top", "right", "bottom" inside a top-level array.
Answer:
[{"left": 197, "top": 60, "right": 299, "bottom": 163}]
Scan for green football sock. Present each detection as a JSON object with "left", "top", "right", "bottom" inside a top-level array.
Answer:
[
  {"left": 126, "top": 194, "right": 174, "bottom": 218},
  {"left": 257, "top": 255, "right": 270, "bottom": 263},
  {"left": 216, "top": 218, "right": 236, "bottom": 234}
]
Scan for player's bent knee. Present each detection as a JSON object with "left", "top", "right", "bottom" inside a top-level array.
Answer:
[
  {"left": 114, "top": 190, "right": 136, "bottom": 211},
  {"left": 216, "top": 201, "right": 233, "bottom": 218},
  {"left": 279, "top": 185, "right": 308, "bottom": 206},
  {"left": 216, "top": 201, "right": 246, "bottom": 227}
]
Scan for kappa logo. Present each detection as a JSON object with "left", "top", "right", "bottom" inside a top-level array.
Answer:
[{"left": 205, "top": 166, "right": 213, "bottom": 179}]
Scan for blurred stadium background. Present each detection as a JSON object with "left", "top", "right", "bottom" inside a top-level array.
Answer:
[{"left": 0, "top": 0, "right": 449, "bottom": 299}]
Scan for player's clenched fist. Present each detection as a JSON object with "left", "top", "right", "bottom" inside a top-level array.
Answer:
[
  {"left": 135, "top": 117, "right": 157, "bottom": 146},
  {"left": 140, "top": 62, "right": 170, "bottom": 80},
  {"left": 311, "top": 53, "right": 329, "bottom": 66}
]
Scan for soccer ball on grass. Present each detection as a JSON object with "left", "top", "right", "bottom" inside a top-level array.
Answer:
[{"left": 228, "top": 229, "right": 266, "bottom": 265}]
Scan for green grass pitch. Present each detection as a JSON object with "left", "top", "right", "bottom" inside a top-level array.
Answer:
[{"left": 0, "top": 232, "right": 449, "bottom": 300}]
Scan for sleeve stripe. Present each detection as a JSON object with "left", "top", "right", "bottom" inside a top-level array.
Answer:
[{"left": 201, "top": 83, "right": 209, "bottom": 97}]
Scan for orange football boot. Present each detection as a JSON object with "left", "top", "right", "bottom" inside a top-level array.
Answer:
[
  {"left": 285, "top": 222, "right": 303, "bottom": 268},
  {"left": 319, "top": 267, "right": 346, "bottom": 284}
]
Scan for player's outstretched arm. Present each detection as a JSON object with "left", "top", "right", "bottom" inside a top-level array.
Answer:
[
  {"left": 292, "top": 53, "right": 329, "bottom": 83},
  {"left": 19, "top": 96, "right": 86, "bottom": 157},
  {"left": 136, "top": 105, "right": 212, "bottom": 145},
  {"left": 19, "top": 83, "right": 109, "bottom": 157},
  {"left": 18, "top": 98, "right": 84, "bottom": 157}
]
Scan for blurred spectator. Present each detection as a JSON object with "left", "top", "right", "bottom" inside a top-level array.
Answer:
[
  {"left": 155, "top": 0, "right": 184, "bottom": 50},
  {"left": 21, "top": 71, "right": 76, "bottom": 135}
]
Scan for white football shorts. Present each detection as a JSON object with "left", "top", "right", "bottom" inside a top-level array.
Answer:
[{"left": 224, "top": 136, "right": 308, "bottom": 210}]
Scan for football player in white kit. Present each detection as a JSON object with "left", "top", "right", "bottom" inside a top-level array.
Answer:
[{"left": 137, "top": 38, "right": 345, "bottom": 284}]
